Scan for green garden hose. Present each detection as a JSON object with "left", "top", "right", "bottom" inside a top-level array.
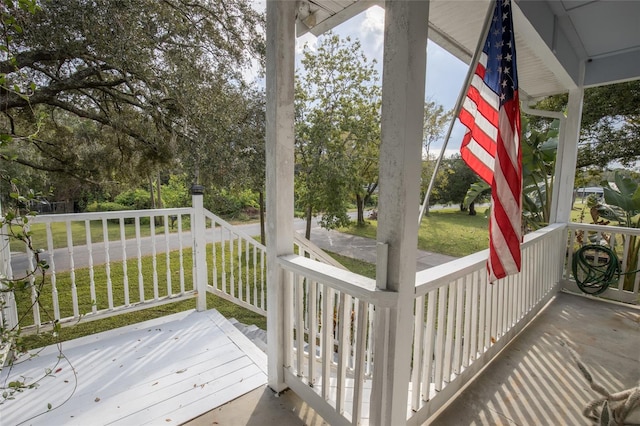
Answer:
[{"left": 571, "top": 245, "right": 621, "bottom": 295}]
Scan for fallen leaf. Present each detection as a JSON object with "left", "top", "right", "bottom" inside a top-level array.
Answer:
[
  {"left": 95, "top": 397, "right": 100, "bottom": 402},
  {"left": 490, "top": 336, "right": 496, "bottom": 344},
  {"left": 165, "top": 419, "right": 171, "bottom": 422},
  {"left": 152, "top": 382, "right": 159, "bottom": 386},
  {"left": 176, "top": 369, "right": 187, "bottom": 374},
  {"left": 54, "top": 368, "right": 62, "bottom": 373}
]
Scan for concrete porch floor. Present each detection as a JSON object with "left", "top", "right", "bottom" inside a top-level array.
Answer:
[{"left": 186, "top": 292, "right": 639, "bottom": 426}]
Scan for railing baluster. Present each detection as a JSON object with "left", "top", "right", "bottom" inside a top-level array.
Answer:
[
  {"left": 178, "top": 215, "right": 185, "bottom": 295},
  {"left": 469, "top": 271, "right": 479, "bottom": 362},
  {"left": 411, "top": 295, "right": 425, "bottom": 410},
  {"left": 212, "top": 219, "right": 218, "bottom": 291},
  {"left": 135, "top": 216, "right": 144, "bottom": 303},
  {"left": 351, "top": 299, "right": 368, "bottom": 424},
  {"left": 221, "top": 223, "right": 227, "bottom": 294},
  {"left": 25, "top": 232, "right": 41, "bottom": 327},
  {"left": 102, "top": 218, "right": 114, "bottom": 310},
  {"left": 422, "top": 289, "right": 437, "bottom": 401},
  {"left": 253, "top": 245, "right": 258, "bottom": 307},
  {"left": 45, "top": 222, "right": 60, "bottom": 321},
  {"left": 443, "top": 282, "right": 456, "bottom": 383},
  {"left": 308, "top": 279, "right": 318, "bottom": 386},
  {"left": 164, "top": 214, "right": 172, "bottom": 297},
  {"left": 86, "top": 219, "right": 97, "bottom": 314},
  {"left": 150, "top": 215, "right": 159, "bottom": 300},
  {"left": 66, "top": 221, "right": 79, "bottom": 319},
  {"left": 321, "top": 285, "right": 332, "bottom": 401},
  {"left": 336, "top": 292, "right": 350, "bottom": 415},
  {"left": 246, "top": 240, "right": 250, "bottom": 304},
  {"left": 295, "top": 273, "right": 305, "bottom": 378},
  {"left": 453, "top": 277, "right": 464, "bottom": 374},
  {"left": 462, "top": 274, "right": 472, "bottom": 367},
  {"left": 434, "top": 286, "right": 447, "bottom": 391},
  {"left": 120, "top": 218, "right": 130, "bottom": 306}
]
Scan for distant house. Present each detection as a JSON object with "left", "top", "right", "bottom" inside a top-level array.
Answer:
[{"left": 575, "top": 186, "right": 604, "bottom": 201}]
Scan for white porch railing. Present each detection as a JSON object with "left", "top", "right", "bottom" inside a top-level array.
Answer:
[
  {"left": 407, "top": 223, "right": 566, "bottom": 425},
  {"left": 8, "top": 208, "right": 194, "bottom": 330},
  {"left": 563, "top": 222, "right": 640, "bottom": 304},
  {"left": 278, "top": 254, "right": 396, "bottom": 426},
  {"left": 3, "top": 196, "right": 348, "bottom": 332},
  {"left": 272, "top": 224, "right": 567, "bottom": 425}
]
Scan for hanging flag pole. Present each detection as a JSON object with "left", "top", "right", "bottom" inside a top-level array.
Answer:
[
  {"left": 418, "top": 1, "right": 495, "bottom": 225},
  {"left": 459, "top": 0, "right": 523, "bottom": 282}
]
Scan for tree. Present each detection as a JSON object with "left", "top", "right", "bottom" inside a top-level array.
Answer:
[
  {"left": 295, "top": 34, "right": 381, "bottom": 236},
  {"left": 419, "top": 101, "right": 454, "bottom": 217},
  {"left": 0, "top": 0, "right": 264, "bottom": 191},
  {"left": 422, "top": 100, "right": 453, "bottom": 159},
  {"left": 531, "top": 80, "right": 640, "bottom": 168},
  {"left": 430, "top": 155, "right": 479, "bottom": 210}
]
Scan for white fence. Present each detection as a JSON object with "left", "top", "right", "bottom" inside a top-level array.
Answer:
[
  {"left": 5, "top": 208, "right": 194, "bottom": 330},
  {"left": 563, "top": 222, "right": 640, "bottom": 304}
]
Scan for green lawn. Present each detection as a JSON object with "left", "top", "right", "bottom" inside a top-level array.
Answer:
[{"left": 341, "top": 207, "right": 491, "bottom": 258}]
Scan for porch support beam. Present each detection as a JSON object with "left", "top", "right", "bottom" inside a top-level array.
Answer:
[
  {"left": 371, "top": 1, "right": 430, "bottom": 424},
  {"left": 265, "top": 0, "right": 296, "bottom": 393},
  {"left": 552, "top": 85, "right": 584, "bottom": 223}
]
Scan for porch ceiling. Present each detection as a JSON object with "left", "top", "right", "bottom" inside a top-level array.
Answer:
[{"left": 297, "top": 0, "right": 640, "bottom": 99}]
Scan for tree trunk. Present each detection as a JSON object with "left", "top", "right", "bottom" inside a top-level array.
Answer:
[
  {"left": 259, "top": 190, "right": 266, "bottom": 245},
  {"left": 149, "top": 175, "right": 156, "bottom": 209},
  {"left": 468, "top": 201, "right": 476, "bottom": 216},
  {"left": 356, "top": 193, "right": 365, "bottom": 226},
  {"left": 156, "top": 173, "right": 163, "bottom": 209},
  {"left": 305, "top": 205, "right": 312, "bottom": 240}
]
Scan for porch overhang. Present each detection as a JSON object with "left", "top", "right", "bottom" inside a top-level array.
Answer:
[{"left": 297, "top": 0, "right": 640, "bottom": 97}]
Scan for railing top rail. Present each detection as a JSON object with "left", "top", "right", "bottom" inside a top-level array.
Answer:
[
  {"left": 567, "top": 221, "right": 640, "bottom": 236},
  {"left": 203, "top": 209, "right": 265, "bottom": 250},
  {"left": 278, "top": 254, "right": 397, "bottom": 307},
  {"left": 26, "top": 208, "right": 193, "bottom": 223},
  {"left": 414, "top": 222, "right": 567, "bottom": 296}
]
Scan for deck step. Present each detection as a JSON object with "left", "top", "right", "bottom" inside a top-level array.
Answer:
[{"left": 228, "top": 318, "right": 267, "bottom": 353}]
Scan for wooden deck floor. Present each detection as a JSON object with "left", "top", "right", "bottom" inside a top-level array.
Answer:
[{"left": 1, "top": 309, "right": 267, "bottom": 426}]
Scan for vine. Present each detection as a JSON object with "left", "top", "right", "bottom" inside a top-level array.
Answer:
[{"left": 0, "top": 1, "right": 76, "bottom": 421}]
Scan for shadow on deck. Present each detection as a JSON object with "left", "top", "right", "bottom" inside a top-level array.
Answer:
[{"left": 2, "top": 292, "right": 638, "bottom": 425}]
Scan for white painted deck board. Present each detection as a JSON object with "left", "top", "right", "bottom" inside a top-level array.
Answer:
[{"left": 0, "top": 309, "right": 267, "bottom": 426}]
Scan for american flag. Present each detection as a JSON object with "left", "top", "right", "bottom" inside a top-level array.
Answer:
[{"left": 459, "top": 0, "right": 522, "bottom": 282}]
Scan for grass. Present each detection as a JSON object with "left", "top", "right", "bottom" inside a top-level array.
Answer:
[{"left": 341, "top": 207, "right": 490, "bottom": 258}]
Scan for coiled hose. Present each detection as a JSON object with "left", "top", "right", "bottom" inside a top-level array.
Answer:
[{"left": 571, "top": 244, "right": 621, "bottom": 295}]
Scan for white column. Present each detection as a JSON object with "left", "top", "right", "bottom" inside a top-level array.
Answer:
[
  {"left": 552, "top": 87, "right": 584, "bottom": 223},
  {"left": 191, "top": 185, "right": 207, "bottom": 311},
  {"left": 265, "top": 0, "right": 296, "bottom": 393},
  {"left": 371, "top": 1, "right": 429, "bottom": 424}
]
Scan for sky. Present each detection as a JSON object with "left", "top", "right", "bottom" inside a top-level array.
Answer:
[{"left": 247, "top": 3, "right": 472, "bottom": 158}]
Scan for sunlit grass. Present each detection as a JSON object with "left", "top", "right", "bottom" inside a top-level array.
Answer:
[{"left": 341, "top": 207, "right": 490, "bottom": 258}]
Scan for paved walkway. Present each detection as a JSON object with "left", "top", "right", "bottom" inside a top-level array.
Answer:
[{"left": 306, "top": 227, "right": 457, "bottom": 270}]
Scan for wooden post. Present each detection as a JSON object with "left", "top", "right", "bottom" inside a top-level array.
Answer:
[
  {"left": 265, "top": 0, "right": 296, "bottom": 393},
  {"left": 191, "top": 184, "right": 207, "bottom": 311},
  {"left": 371, "top": 1, "right": 430, "bottom": 424}
]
